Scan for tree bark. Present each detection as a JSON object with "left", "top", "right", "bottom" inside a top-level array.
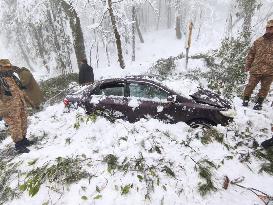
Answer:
[
  {"left": 30, "top": 24, "right": 50, "bottom": 73},
  {"left": 46, "top": 8, "right": 66, "bottom": 73},
  {"left": 156, "top": 0, "right": 162, "bottom": 30},
  {"left": 57, "top": 0, "right": 87, "bottom": 69},
  {"left": 136, "top": 16, "right": 144, "bottom": 43},
  {"left": 108, "top": 0, "right": 125, "bottom": 69},
  {"left": 167, "top": 0, "right": 172, "bottom": 29},
  {"left": 15, "top": 23, "right": 34, "bottom": 71},
  {"left": 240, "top": 0, "right": 257, "bottom": 43},
  {"left": 175, "top": 16, "right": 182, "bottom": 39},
  {"left": 132, "top": 6, "right": 136, "bottom": 61}
]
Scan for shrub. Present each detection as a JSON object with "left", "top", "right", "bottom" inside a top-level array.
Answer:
[
  {"left": 20, "top": 156, "right": 90, "bottom": 197},
  {"left": 40, "top": 73, "right": 79, "bottom": 104},
  {"left": 189, "top": 34, "right": 249, "bottom": 98}
]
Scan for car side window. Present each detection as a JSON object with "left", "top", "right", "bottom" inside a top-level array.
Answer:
[
  {"left": 95, "top": 83, "right": 125, "bottom": 96},
  {"left": 129, "top": 82, "right": 169, "bottom": 100}
]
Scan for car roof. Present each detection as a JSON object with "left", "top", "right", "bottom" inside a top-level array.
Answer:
[
  {"left": 94, "top": 75, "right": 180, "bottom": 96},
  {"left": 96, "top": 75, "right": 162, "bottom": 85}
]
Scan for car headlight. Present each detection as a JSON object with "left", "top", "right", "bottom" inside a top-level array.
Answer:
[{"left": 220, "top": 109, "right": 236, "bottom": 118}]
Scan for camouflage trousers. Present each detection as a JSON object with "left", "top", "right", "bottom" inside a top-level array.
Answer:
[
  {"left": 4, "top": 105, "right": 27, "bottom": 143},
  {"left": 243, "top": 74, "right": 273, "bottom": 98}
]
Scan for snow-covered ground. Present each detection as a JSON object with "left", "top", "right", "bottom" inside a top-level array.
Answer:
[
  {"left": 1, "top": 87, "right": 272, "bottom": 205},
  {"left": 0, "top": 28, "right": 273, "bottom": 205}
]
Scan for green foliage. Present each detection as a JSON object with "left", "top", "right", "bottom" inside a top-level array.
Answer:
[
  {"left": 150, "top": 57, "right": 176, "bottom": 78},
  {"left": 162, "top": 166, "right": 175, "bottom": 178},
  {"left": 0, "top": 161, "right": 21, "bottom": 204},
  {"left": 148, "top": 53, "right": 185, "bottom": 80},
  {"left": 189, "top": 35, "right": 249, "bottom": 98},
  {"left": 65, "top": 138, "right": 71, "bottom": 145},
  {"left": 260, "top": 163, "right": 273, "bottom": 175},
  {"left": 254, "top": 148, "right": 273, "bottom": 175},
  {"left": 137, "top": 175, "right": 144, "bottom": 182},
  {"left": 86, "top": 113, "right": 98, "bottom": 123},
  {"left": 198, "top": 178, "right": 216, "bottom": 197},
  {"left": 74, "top": 112, "right": 98, "bottom": 130},
  {"left": 81, "top": 195, "right": 88, "bottom": 200},
  {"left": 74, "top": 114, "right": 85, "bottom": 130},
  {"left": 20, "top": 156, "right": 90, "bottom": 197},
  {"left": 121, "top": 184, "right": 132, "bottom": 195},
  {"left": 207, "top": 36, "right": 248, "bottom": 97},
  {"left": 94, "top": 194, "right": 102, "bottom": 199},
  {"left": 201, "top": 128, "right": 224, "bottom": 145},
  {"left": 28, "top": 159, "right": 38, "bottom": 166},
  {"left": 196, "top": 160, "right": 217, "bottom": 196},
  {"left": 40, "top": 73, "right": 78, "bottom": 103},
  {"left": 103, "top": 154, "right": 118, "bottom": 173}
]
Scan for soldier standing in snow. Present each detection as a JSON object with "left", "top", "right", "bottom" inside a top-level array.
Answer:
[
  {"left": 79, "top": 59, "right": 94, "bottom": 85},
  {"left": 242, "top": 19, "right": 273, "bottom": 110},
  {"left": 0, "top": 59, "right": 34, "bottom": 153}
]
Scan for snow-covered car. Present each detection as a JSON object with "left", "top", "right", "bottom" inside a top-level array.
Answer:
[{"left": 63, "top": 76, "right": 234, "bottom": 127}]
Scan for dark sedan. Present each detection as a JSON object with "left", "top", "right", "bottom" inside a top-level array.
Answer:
[{"left": 64, "top": 76, "right": 235, "bottom": 127}]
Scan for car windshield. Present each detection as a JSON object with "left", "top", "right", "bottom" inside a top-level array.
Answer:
[{"left": 129, "top": 82, "right": 168, "bottom": 100}]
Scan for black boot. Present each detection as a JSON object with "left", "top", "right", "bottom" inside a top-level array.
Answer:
[
  {"left": 242, "top": 96, "right": 250, "bottom": 107},
  {"left": 21, "top": 138, "right": 34, "bottom": 147},
  {"left": 15, "top": 140, "right": 30, "bottom": 153},
  {"left": 261, "top": 137, "right": 273, "bottom": 149},
  {"left": 253, "top": 97, "right": 264, "bottom": 110}
]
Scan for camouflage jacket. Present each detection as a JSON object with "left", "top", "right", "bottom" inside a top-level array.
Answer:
[
  {"left": 245, "top": 35, "right": 273, "bottom": 75},
  {"left": 0, "top": 66, "right": 34, "bottom": 110}
]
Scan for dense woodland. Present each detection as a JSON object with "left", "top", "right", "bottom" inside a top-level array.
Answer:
[{"left": 0, "top": 0, "right": 272, "bottom": 75}]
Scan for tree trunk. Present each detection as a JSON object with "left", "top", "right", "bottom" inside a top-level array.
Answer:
[
  {"left": 30, "top": 24, "right": 51, "bottom": 73},
  {"left": 15, "top": 23, "right": 34, "bottom": 71},
  {"left": 175, "top": 16, "right": 182, "bottom": 39},
  {"left": 57, "top": 0, "right": 87, "bottom": 69},
  {"left": 132, "top": 6, "right": 136, "bottom": 61},
  {"left": 46, "top": 8, "right": 66, "bottom": 73},
  {"left": 108, "top": 0, "right": 125, "bottom": 69},
  {"left": 136, "top": 16, "right": 144, "bottom": 43},
  {"left": 103, "top": 39, "right": 111, "bottom": 67},
  {"left": 240, "top": 0, "right": 257, "bottom": 43},
  {"left": 156, "top": 0, "right": 162, "bottom": 30},
  {"left": 167, "top": 0, "right": 172, "bottom": 29}
]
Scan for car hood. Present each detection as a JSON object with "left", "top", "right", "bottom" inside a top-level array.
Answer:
[{"left": 190, "top": 88, "right": 231, "bottom": 109}]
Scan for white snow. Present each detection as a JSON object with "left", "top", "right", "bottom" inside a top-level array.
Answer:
[{"left": 0, "top": 3, "right": 273, "bottom": 204}]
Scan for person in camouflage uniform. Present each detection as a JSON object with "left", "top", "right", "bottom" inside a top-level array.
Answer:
[
  {"left": 242, "top": 19, "right": 273, "bottom": 110},
  {"left": 0, "top": 59, "right": 34, "bottom": 153}
]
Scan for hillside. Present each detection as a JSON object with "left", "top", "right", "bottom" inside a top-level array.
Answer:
[{"left": 0, "top": 28, "right": 273, "bottom": 205}]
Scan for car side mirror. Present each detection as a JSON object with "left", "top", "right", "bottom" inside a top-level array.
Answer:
[{"left": 167, "top": 95, "right": 177, "bottom": 103}]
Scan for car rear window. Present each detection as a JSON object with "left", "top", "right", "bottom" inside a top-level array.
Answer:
[
  {"left": 95, "top": 83, "right": 125, "bottom": 96},
  {"left": 129, "top": 83, "right": 168, "bottom": 100}
]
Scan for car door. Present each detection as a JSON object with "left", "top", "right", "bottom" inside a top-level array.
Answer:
[
  {"left": 85, "top": 81, "right": 130, "bottom": 120},
  {"left": 127, "top": 81, "right": 176, "bottom": 123}
]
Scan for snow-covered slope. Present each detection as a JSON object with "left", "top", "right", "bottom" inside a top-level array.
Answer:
[{"left": 1, "top": 92, "right": 272, "bottom": 205}]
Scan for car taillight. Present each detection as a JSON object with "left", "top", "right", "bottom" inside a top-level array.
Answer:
[{"left": 63, "top": 98, "right": 70, "bottom": 106}]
